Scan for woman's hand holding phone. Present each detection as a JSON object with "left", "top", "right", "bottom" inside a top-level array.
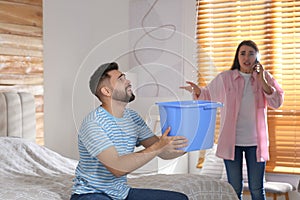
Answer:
[{"left": 253, "top": 61, "right": 261, "bottom": 73}]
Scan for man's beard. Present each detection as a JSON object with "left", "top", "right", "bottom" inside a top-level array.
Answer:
[
  {"left": 112, "top": 88, "right": 135, "bottom": 103},
  {"left": 128, "top": 93, "right": 135, "bottom": 102}
]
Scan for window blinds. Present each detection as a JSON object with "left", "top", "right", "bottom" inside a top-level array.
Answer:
[{"left": 196, "top": 0, "right": 300, "bottom": 174}]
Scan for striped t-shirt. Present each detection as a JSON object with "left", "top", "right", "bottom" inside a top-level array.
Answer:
[{"left": 71, "top": 106, "right": 154, "bottom": 200}]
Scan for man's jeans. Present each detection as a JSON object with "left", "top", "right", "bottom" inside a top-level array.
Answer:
[{"left": 70, "top": 188, "right": 188, "bottom": 200}]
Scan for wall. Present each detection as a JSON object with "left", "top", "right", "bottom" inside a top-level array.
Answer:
[
  {"left": 127, "top": 0, "right": 198, "bottom": 174},
  {"left": 43, "top": 0, "right": 131, "bottom": 159},
  {"left": 43, "top": 0, "right": 197, "bottom": 161}
]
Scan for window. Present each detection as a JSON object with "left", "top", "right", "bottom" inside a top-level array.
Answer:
[{"left": 196, "top": 0, "right": 300, "bottom": 174}]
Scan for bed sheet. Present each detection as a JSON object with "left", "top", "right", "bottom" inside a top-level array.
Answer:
[
  {"left": 0, "top": 137, "right": 76, "bottom": 200},
  {"left": 0, "top": 137, "right": 238, "bottom": 200},
  {"left": 129, "top": 174, "right": 238, "bottom": 200}
]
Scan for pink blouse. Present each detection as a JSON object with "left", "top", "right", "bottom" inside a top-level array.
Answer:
[{"left": 196, "top": 69, "right": 284, "bottom": 161}]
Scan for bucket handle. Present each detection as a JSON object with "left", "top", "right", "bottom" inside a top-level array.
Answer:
[{"left": 203, "top": 103, "right": 223, "bottom": 110}]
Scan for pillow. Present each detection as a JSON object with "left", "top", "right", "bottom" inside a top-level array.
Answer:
[{"left": 199, "top": 144, "right": 225, "bottom": 179}]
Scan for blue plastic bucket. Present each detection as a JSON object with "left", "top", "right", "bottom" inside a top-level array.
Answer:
[{"left": 156, "top": 100, "right": 223, "bottom": 152}]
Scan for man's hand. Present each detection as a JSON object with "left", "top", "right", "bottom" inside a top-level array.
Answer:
[
  {"left": 156, "top": 127, "right": 188, "bottom": 159},
  {"left": 96, "top": 127, "right": 188, "bottom": 177}
]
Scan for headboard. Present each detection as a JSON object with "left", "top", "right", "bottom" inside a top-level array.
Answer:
[{"left": 0, "top": 92, "right": 36, "bottom": 142}]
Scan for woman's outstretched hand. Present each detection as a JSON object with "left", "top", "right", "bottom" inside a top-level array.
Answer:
[{"left": 179, "top": 81, "right": 201, "bottom": 99}]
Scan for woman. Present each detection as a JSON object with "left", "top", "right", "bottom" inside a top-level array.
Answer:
[{"left": 180, "top": 40, "right": 284, "bottom": 200}]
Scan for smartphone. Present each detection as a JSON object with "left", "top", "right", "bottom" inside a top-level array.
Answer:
[
  {"left": 254, "top": 61, "right": 260, "bottom": 73},
  {"left": 254, "top": 53, "right": 261, "bottom": 73}
]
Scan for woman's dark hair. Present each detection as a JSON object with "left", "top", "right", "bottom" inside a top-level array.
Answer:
[{"left": 230, "top": 40, "right": 259, "bottom": 70}]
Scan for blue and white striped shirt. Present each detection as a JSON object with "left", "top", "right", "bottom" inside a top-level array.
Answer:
[{"left": 71, "top": 106, "right": 154, "bottom": 200}]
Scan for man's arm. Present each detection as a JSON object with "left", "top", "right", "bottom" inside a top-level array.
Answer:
[
  {"left": 97, "top": 128, "right": 187, "bottom": 177},
  {"left": 140, "top": 134, "right": 187, "bottom": 160}
]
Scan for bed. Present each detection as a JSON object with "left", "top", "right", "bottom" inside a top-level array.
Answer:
[{"left": 0, "top": 92, "right": 238, "bottom": 200}]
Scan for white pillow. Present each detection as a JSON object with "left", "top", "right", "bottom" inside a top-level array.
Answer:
[{"left": 199, "top": 144, "right": 225, "bottom": 179}]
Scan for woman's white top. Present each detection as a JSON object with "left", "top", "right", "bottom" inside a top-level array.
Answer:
[{"left": 235, "top": 71, "right": 258, "bottom": 146}]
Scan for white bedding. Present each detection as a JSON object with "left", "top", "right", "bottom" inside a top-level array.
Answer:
[
  {"left": 0, "top": 137, "right": 238, "bottom": 200},
  {"left": 129, "top": 174, "right": 238, "bottom": 200},
  {"left": 0, "top": 137, "right": 77, "bottom": 200}
]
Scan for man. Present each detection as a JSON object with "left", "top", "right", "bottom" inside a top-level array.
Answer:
[{"left": 71, "top": 62, "right": 189, "bottom": 200}]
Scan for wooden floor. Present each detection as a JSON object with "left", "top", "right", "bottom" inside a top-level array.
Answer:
[{"left": 243, "top": 190, "right": 289, "bottom": 200}]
